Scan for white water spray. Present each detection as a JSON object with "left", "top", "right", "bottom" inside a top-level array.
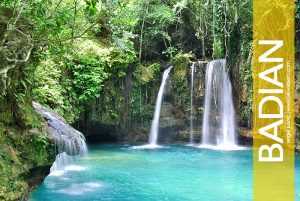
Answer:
[
  {"left": 189, "top": 62, "right": 195, "bottom": 144},
  {"left": 149, "top": 66, "right": 173, "bottom": 145},
  {"left": 32, "top": 102, "right": 88, "bottom": 175},
  {"left": 200, "top": 60, "right": 241, "bottom": 150},
  {"left": 50, "top": 134, "right": 88, "bottom": 174}
]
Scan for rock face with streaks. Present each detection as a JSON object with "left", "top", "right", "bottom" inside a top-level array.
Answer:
[
  {"left": 77, "top": 55, "right": 253, "bottom": 146},
  {"left": 33, "top": 102, "right": 87, "bottom": 157},
  {"left": 33, "top": 102, "right": 88, "bottom": 174}
]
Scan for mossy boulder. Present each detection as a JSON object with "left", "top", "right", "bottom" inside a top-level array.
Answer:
[
  {"left": 170, "top": 53, "right": 192, "bottom": 115},
  {"left": 171, "top": 53, "right": 193, "bottom": 79},
  {"left": 0, "top": 123, "right": 55, "bottom": 200}
]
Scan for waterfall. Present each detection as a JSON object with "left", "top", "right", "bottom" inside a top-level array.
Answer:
[
  {"left": 189, "top": 62, "right": 195, "bottom": 144},
  {"left": 132, "top": 66, "right": 172, "bottom": 149},
  {"left": 149, "top": 66, "right": 173, "bottom": 145},
  {"left": 200, "top": 60, "right": 240, "bottom": 150},
  {"left": 50, "top": 133, "right": 88, "bottom": 174},
  {"left": 33, "top": 102, "right": 88, "bottom": 175}
]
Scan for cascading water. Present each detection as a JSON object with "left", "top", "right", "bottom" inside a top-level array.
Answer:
[
  {"left": 50, "top": 133, "right": 88, "bottom": 174},
  {"left": 133, "top": 66, "right": 172, "bottom": 149},
  {"left": 33, "top": 102, "right": 88, "bottom": 175},
  {"left": 200, "top": 60, "right": 240, "bottom": 150},
  {"left": 189, "top": 62, "right": 195, "bottom": 144},
  {"left": 149, "top": 66, "right": 173, "bottom": 145}
]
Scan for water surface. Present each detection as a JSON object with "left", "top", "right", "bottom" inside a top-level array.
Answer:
[{"left": 30, "top": 144, "right": 300, "bottom": 201}]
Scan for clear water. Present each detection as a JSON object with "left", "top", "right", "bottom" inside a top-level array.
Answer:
[{"left": 30, "top": 144, "right": 300, "bottom": 201}]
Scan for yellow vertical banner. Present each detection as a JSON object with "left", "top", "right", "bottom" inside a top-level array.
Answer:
[{"left": 253, "top": 0, "right": 294, "bottom": 201}]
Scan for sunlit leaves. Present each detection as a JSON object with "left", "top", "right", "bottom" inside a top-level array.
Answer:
[
  {"left": 148, "top": 4, "right": 175, "bottom": 25},
  {"left": 84, "top": 0, "right": 98, "bottom": 16}
]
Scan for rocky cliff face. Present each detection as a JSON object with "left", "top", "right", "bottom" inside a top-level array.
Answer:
[
  {"left": 33, "top": 102, "right": 87, "bottom": 157},
  {"left": 77, "top": 55, "right": 254, "bottom": 145},
  {"left": 0, "top": 8, "right": 55, "bottom": 201},
  {"left": 73, "top": 44, "right": 297, "bottom": 148},
  {"left": 75, "top": 56, "right": 203, "bottom": 144},
  {"left": 159, "top": 59, "right": 206, "bottom": 143}
]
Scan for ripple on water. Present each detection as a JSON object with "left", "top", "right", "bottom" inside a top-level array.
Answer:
[
  {"left": 49, "top": 165, "right": 86, "bottom": 177},
  {"left": 56, "top": 182, "right": 103, "bottom": 196},
  {"left": 197, "top": 144, "right": 249, "bottom": 151},
  {"left": 64, "top": 165, "right": 86, "bottom": 171},
  {"left": 131, "top": 144, "right": 167, "bottom": 150},
  {"left": 30, "top": 144, "right": 300, "bottom": 201}
]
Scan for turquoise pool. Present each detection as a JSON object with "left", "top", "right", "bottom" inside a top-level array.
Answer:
[{"left": 30, "top": 144, "right": 300, "bottom": 201}]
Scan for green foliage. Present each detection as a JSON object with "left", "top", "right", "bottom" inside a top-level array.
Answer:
[
  {"left": 130, "top": 85, "right": 154, "bottom": 123},
  {"left": 0, "top": 127, "right": 54, "bottom": 200},
  {"left": 172, "top": 75, "right": 190, "bottom": 114},
  {"left": 129, "top": 62, "right": 161, "bottom": 123},
  {"left": 36, "top": 134, "right": 49, "bottom": 150},
  {"left": 162, "top": 46, "right": 178, "bottom": 59},
  {"left": 66, "top": 55, "right": 107, "bottom": 102},
  {"left": 171, "top": 53, "right": 193, "bottom": 68},
  {"left": 106, "top": 49, "right": 137, "bottom": 77},
  {"left": 148, "top": 4, "right": 176, "bottom": 25},
  {"left": 133, "top": 63, "right": 160, "bottom": 83},
  {"left": 213, "top": 39, "right": 224, "bottom": 59},
  {"left": 32, "top": 38, "right": 136, "bottom": 123},
  {"left": 0, "top": 149, "right": 6, "bottom": 162},
  {"left": 2, "top": 0, "right": 255, "bottom": 133},
  {"left": 134, "top": 1, "right": 181, "bottom": 59},
  {"left": 32, "top": 52, "right": 79, "bottom": 123},
  {"left": 171, "top": 53, "right": 191, "bottom": 114},
  {"left": 0, "top": 1, "right": 253, "bottom": 200}
]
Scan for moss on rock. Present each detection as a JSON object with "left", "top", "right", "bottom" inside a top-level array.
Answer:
[
  {"left": 171, "top": 53, "right": 192, "bottom": 115},
  {"left": 0, "top": 7, "right": 55, "bottom": 201},
  {"left": 0, "top": 122, "right": 55, "bottom": 200}
]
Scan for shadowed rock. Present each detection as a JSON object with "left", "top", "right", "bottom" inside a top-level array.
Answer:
[{"left": 33, "top": 102, "right": 87, "bottom": 156}]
